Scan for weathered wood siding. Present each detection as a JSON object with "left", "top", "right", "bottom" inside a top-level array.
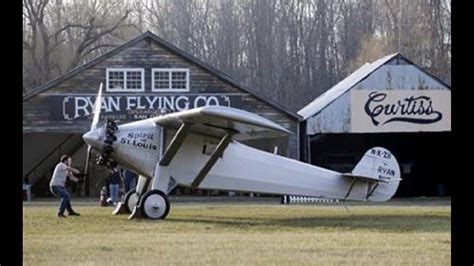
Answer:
[{"left": 23, "top": 37, "right": 299, "bottom": 158}]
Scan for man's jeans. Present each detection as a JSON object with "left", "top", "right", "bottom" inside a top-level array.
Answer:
[
  {"left": 124, "top": 177, "right": 137, "bottom": 193},
  {"left": 109, "top": 184, "right": 120, "bottom": 203},
  {"left": 50, "top": 186, "right": 73, "bottom": 214}
]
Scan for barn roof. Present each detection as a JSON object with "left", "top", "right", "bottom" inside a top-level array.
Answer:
[
  {"left": 23, "top": 31, "right": 300, "bottom": 120},
  {"left": 297, "top": 53, "right": 451, "bottom": 120}
]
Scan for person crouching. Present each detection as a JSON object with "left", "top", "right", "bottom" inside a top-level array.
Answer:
[{"left": 49, "top": 155, "right": 81, "bottom": 218}]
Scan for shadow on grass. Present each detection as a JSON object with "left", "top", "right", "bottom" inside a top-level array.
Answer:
[{"left": 167, "top": 214, "right": 450, "bottom": 233}]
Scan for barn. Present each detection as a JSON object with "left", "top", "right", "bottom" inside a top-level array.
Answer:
[
  {"left": 23, "top": 31, "right": 300, "bottom": 197},
  {"left": 298, "top": 53, "right": 451, "bottom": 197}
]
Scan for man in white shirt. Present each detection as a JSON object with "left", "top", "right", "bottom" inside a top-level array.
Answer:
[{"left": 49, "top": 155, "right": 81, "bottom": 217}]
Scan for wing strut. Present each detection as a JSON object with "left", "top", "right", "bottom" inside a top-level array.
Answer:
[
  {"left": 159, "top": 123, "right": 191, "bottom": 166},
  {"left": 344, "top": 177, "right": 382, "bottom": 201},
  {"left": 366, "top": 181, "right": 379, "bottom": 200},
  {"left": 344, "top": 178, "right": 357, "bottom": 200},
  {"left": 190, "top": 133, "right": 232, "bottom": 188}
]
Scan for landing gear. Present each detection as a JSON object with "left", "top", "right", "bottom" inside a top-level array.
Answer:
[
  {"left": 123, "top": 189, "right": 139, "bottom": 214},
  {"left": 140, "top": 190, "right": 170, "bottom": 220}
]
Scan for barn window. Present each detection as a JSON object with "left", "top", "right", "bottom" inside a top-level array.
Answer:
[
  {"left": 106, "top": 68, "right": 145, "bottom": 92},
  {"left": 152, "top": 68, "right": 190, "bottom": 92}
]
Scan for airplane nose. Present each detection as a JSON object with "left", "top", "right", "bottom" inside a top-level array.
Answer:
[{"left": 82, "top": 129, "right": 102, "bottom": 150}]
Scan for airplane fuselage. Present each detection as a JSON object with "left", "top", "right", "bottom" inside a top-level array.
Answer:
[
  {"left": 165, "top": 134, "right": 394, "bottom": 201},
  {"left": 98, "top": 120, "right": 395, "bottom": 202}
]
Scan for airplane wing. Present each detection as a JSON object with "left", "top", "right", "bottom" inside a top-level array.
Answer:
[{"left": 149, "top": 106, "right": 292, "bottom": 140}]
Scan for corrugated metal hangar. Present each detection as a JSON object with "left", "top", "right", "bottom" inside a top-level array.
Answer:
[{"left": 298, "top": 53, "right": 451, "bottom": 197}]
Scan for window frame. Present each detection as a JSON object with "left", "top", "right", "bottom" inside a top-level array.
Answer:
[
  {"left": 106, "top": 68, "right": 145, "bottom": 92},
  {"left": 151, "top": 68, "right": 190, "bottom": 92}
]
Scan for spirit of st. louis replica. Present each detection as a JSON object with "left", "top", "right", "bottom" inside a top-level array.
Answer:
[{"left": 83, "top": 84, "right": 401, "bottom": 220}]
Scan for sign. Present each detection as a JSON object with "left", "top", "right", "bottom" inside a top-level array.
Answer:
[
  {"left": 48, "top": 93, "right": 245, "bottom": 121},
  {"left": 351, "top": 90, "right": 451, "bottom": 132}
]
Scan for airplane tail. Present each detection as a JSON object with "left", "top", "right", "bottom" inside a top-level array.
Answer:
[{"left": 343, "top": 147, "right": 401, "bottom": 201}]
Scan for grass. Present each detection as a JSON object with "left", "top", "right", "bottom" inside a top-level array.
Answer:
[{"left": 23, "top": 198, "right": 451, "bottom": 265}]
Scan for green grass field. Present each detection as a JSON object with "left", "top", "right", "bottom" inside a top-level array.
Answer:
[{"left": 23, "top": 198, "right": 450, "bottom": 265}]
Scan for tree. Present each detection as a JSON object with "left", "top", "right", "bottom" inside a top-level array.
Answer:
[
  {"left": 23, "top": 0, "right": 133, "bottom": 93},
  {"left": 23, "top": 0, "right": 451, "bottom": 107}
]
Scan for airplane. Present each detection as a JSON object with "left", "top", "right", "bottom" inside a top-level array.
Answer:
[{"left": 82, "top": 84, "right": 401, "bottom": 220}]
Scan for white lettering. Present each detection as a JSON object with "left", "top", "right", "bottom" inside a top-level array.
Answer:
[
  {"left": 64, "top": 94, "right": 234, "bottom": 120},
  {"left": 75, "top": 97, "right": 91, "bottom": 118},
  {"left": 145, "top": 96, "right": 158, "bottom": 109},
  {"left": 157, "top": 97, "right": 163, "bottom": 109},
  {"left": 109, "top": 97, "right": 121, "bottom": 112},
  {"left": 136, "top": 96, "right": 146, "bottom": 110},
  {"left": 206, "top": 96, "right": 220, "bottom": 106},
  {"left": 127, "top": 97, "right": 136, "bottom": 110},
  {"left": 102, "top": 97, "right": 110, "bottom": 112},
  {"left": 194, "top": 96, "right": 207, "bottom": 108},
  {"left": 164, "top": 96, "right": 175, "bottom": 111},
  {"left": 176, "top": 96, "right": 189, "bottom": 111}
]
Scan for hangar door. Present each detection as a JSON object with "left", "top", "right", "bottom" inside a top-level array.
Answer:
[{"left": 309, "top": 132, "right": 451, "bottom": 197}]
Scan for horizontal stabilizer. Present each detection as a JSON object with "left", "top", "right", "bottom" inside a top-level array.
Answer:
[{"left": 342, "top": 173, "right": 402, "bottom": 184}]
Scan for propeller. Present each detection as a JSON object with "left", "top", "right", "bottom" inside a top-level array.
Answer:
[
  {"left": 90, "top": 83, "right": 103, "bottom": 131},
  {"left": 81, "top": 83, "right": 103, "bottom": 196}
]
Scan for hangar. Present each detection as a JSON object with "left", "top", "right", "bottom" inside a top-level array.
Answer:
[
  {"left": 23, "top": 31, "right": 300, "bottom": 197},
  {"left": 298, "top": 53, "right": 451, "bottom": 197}
]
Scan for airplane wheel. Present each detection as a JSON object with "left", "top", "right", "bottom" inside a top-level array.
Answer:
[
  {"left": 124, "top": 189, "right": 139, "bottom": 214},
  {"left": 140, "top": 190, "right": 170, "bottom": 220}
]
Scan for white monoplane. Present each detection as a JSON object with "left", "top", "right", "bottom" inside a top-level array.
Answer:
[{"left": 83, "top": 84, "right": 401, "bottom": 220}]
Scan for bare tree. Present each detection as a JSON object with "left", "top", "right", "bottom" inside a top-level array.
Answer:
[
  {"left": 23, "top": 0, "right": 451, "bottom": 107},
  {"left": 23, "top": 0, "right": 132, "bottom": 92}
]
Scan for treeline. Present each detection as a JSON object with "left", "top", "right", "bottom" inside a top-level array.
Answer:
[{"left": 23, "top": 0, "right": 450, "bottom": 111}]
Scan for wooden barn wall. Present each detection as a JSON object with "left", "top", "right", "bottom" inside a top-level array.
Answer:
[{"left": 23, "top": 37, "right": 299, "bottom": 159}]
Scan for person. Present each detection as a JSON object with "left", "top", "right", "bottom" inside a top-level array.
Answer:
[
  {"left": 122, "top": 168, "right": 138, "bottom": 193},
  {"left": 49, "top": 155, "right": 81, "bottom": 218},
  {"left": 107, "top": 163, "right": 122, "bottom": 205}
]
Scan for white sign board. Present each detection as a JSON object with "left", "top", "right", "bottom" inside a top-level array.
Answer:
[{"left": 351, "top": 90, "right": 451, "bottom": 133}]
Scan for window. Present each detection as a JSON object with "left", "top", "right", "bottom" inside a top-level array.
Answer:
[
  {"left": 152, "top": 68, "right": 190, "bottom": 92},
  {"left": 106, "top": 68, "right": 144, "bottom": 92}
]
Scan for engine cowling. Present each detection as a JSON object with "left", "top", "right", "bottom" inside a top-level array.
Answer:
[{"left": 96, "top": 118, "right": 119, "bottom": 168}]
